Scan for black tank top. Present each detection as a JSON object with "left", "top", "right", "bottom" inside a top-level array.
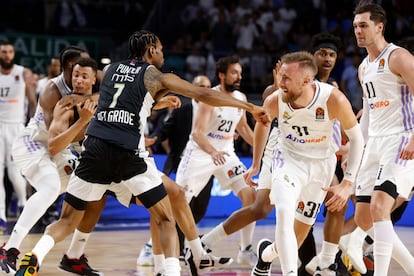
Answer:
[{"left": 87, "top": 59, "right": 152, "bottom": 150}]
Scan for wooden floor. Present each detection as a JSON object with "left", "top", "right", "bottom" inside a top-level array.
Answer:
[{"left": 1, "top": 223, "right": 413, "bottom": 275}]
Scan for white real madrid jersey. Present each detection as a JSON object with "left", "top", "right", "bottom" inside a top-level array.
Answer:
[
  {"left": 278, "top": 81, "right": 335, "bottom": 159},
  {"left": 191, "top": 85, "right": 244, "bottom": 152},
  {"left": 359, "top": 43, "right": 414, "bottom": 136},
  {"left": 0, "top": 65, "right": 26, "bottom": 123}
]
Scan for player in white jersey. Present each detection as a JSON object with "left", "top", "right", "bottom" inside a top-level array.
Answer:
[
  {"left": 247, "top": 51, "right": 364, "bottom": 276},
  {"left": 0, "top": 41, "right": 36, "bottom": 235},
  {"left": 177, "top": 55, "right": 258, "bottom": 267},
  {"left": 352, "top": 2, "right": 414, "bottom": 275},
  {"left": 0, "top": 47, "right": 107, "bottom": 276}
]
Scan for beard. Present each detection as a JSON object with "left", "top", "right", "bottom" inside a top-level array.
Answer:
[
  {"left": 0, "top": 59, "right": 14, "bottom": 70},
  {"left": 224, "top": 82, "right": 239, "bottom": 92}
]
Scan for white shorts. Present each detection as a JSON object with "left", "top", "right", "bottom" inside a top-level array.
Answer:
[
  {"left": 356, "top": 132, "right": 414, "bottom": 199},
  {"left": 67, "top": 156, "right": 162, "bottom": 207},
  {"left": 271, "top": 149, "right": 336, "bottom": 225},
  {"left": 257, "top": 127, "right": 279, "bottom": 190},
  {"left": 176, "top": 145, "right": 247, "bottom": 201},
  {"left": 0, "top": 122, "right": 24, "bottom": 168},
  {"left": 12, "top": 133, "right": 77, "bottom": 193}
]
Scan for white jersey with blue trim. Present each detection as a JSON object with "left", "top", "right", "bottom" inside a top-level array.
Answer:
[
  {"left": 359, "top": 43, "right": 414, "bottom": 136},
  {"left": 278, "top": 81, "right": 336, "bottom": 159},
  {"left": 0, "top": 64, "right": 26, "bottom": 123},
  {"left": 26, "top": 73, "right": 73, "bottom": 143},
  {"left": 190, "top": 85, "right": 244, "bottom": 152}
]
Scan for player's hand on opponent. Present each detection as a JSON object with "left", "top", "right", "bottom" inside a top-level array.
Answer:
[
  {"left": 322, "top": 180, "right": 352, "bottom": 212},
  {"left": 251, "top": 105, "right": 271, "bottom": 126},
  {"left": 153, "top": 95, "right": 182, "bottom": 110},
  {"left": 211, "top": 150, "right": 229, "bottom": 166},
  {"left": 59, "top": 94, "right": 89, "bottom": 109},
  {"left": 243, "top": 166, "right": 260, "bottom": 187},
  {"left": 77, "top": 99, "right": 97, "bottom": 123},
  {"left": 145, "top": 136, "right": 158, "bottom": 147}
]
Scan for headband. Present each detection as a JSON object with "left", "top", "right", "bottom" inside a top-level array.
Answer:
[{"left": 312, "top": 42, "right": 338, "bottom": 54}]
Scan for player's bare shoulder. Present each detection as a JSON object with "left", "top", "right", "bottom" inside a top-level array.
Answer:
[{"left": 263, "top": 89, "right": 279, "bottom": 119}]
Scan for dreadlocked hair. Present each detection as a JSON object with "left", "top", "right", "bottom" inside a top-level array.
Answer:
[{"left": 128, "top": 30, "right": 159, "bottom": 60}]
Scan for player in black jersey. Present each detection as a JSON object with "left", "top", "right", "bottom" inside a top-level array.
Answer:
[{"left": 15, "top": 30, "right": 268, "bottom": 276}]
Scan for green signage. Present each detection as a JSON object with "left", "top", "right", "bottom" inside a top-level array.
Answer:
[{"left": 0, "top": 32, "right": 99, "bottom": 74}]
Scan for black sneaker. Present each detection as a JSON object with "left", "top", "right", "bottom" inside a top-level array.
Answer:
[
  {"left": 335, "top": 250, "right": 351, "bottom": 276},
  {"left": 184, "top": 247, "right": 233, "bottom": 276},
  {"left": 0, "top": 245, "right": 20, "bottom": 275},
  {"left": 314, "top": 263, "right": 338, "bottom": 276},
  {"left": 251, "top": 239, "right": 272, "bottom": 276},
  {"left": 58, "top": 254, "right": 103, "bottom": 276},
  {"left": 15, "top": 252, "right": 39, "bottom": 276}
]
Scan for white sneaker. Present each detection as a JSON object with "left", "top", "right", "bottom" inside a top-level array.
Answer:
[
  {"left": 137, "top": 243, "right": 154, "bottom": 266},
  {"left": 338, "top": 233, "right": 351, "bottom": 252},
  {"left": 346, "top": 244, "right": 367, "bottom": 274},
  {"left": 305, "top": 255, "right": 319, "bottom": 275},
  {"left": 237, "top": 244, "right": 258, "bottom": 266}
]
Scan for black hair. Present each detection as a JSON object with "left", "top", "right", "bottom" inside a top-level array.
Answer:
[
  {"left": 0, "top": 41, "right": 13, "bottom": 47},
  {"left": 60, "top": 46, "right": 87, "bottom": 70},
  {"left": 128, "top": 30, "right": 159, "bottom": 59},
  {"left": 354, "top": 1, "right": 387, "bottom": 34},
  {"left": 74, "top": 57, "right": 98, "bottom": 74},
  {"left": 215, "top": 55, "right": 240, "bottom": 80},
  {"left": 310, "top": 33, "right": 342, "bottom": 54}
]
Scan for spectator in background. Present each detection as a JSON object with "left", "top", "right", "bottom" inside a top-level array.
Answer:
[
  {"left": 235, "top": 13, "right": 259, "bottom": 53},
  {"left": 211, "top": 9, "right": 234, "bottom": 59},
  {"left": 340, "top": 52, "right": 362, "bottom": 112},
  {"left": 184, "top": 45, "right": 206, "bottom": 82},
  {"left": 36, "top": 57, "right": 61, "bottom": 99}
]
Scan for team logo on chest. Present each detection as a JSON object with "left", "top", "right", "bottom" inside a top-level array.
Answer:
[
  {"left": 377, "top": 58, "right": 385, "bottom": 73},
  {"left": 282, "top": 111, "right": 291, "bottom": 124},
  {"left": 315, "top": 107, "right": 325, "bottom": 121}
]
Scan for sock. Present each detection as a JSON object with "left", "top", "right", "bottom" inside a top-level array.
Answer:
[
  {"left": 262, "top": 242, "right": 278, "bottom": 262},
  {"left": 374, "top": 240, "right": 393, "bottom": 275},
  {"left": 154, "top": 253, "right": 165, "bottom": 274},
  {"left": 188, "top": 237, "right": 203, "bottom": 260},
  {"left": 319, "top": 241, "right": 338, "bottom": 268},
  {"left": 201, "top": 222, "right": 227, "bottom": 248},
  {"left": 66, "top": 229, "right": 90, "bottom": 259},
  {"left": 164, "top": 257, "right": 180, "bottom": 276},
  {"left": 348, "top": 227, "right": 367, "bottom": 249},
  {"left": 32, "top": 234, "right": 55, "bottom": 265},
  {"left": 6, "top": 224, "right": 29, "bottom": 250},
  {"left": 240, "top": 222, "right": 256, "bottom": 250}
]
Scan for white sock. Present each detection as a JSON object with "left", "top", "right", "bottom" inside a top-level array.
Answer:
[
  {"left": 6, "top": 224, "right": 29, "bottom": 250},
  {"left": 240, "top": 222, "right": 256, "bottom": 250},
  {"left": 319, "top": 241, "right": 338, "bottom": 268},
  {"left": 164, "top": 257, "right": 180, "bottom": 276},
  {"left": 32, "top": 234, "right": 55, "bottom": 265},
  {"left": 66, "top": 229, "right": 90, "bottom": 259},
  {"left": 188, "top": 237, "right": 204, "bottom": 260},
  {"left": 262, "top": 242, "right": 278, "bottom": 262},
  {"left": 154, "top": 254, "right": 165, "bottom": 274},
  {"left": 201, "top": 222, "right": 227, "bottom": 248},
  {"left": 348, "top": 227, "right": 367, "bottom": 249}
]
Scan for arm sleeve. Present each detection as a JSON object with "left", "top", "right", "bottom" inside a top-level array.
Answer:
[{"left": 343, "top": 124, "right": 365, "bottom": 183}]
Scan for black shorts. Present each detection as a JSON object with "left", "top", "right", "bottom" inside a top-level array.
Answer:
[{"left": 75, "top": 136, "right": 147, "bottom": 184}]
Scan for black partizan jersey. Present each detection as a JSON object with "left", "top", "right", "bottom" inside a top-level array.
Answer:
[{"left": 87, "top": 59, "right": 154, "bottom": 152}]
